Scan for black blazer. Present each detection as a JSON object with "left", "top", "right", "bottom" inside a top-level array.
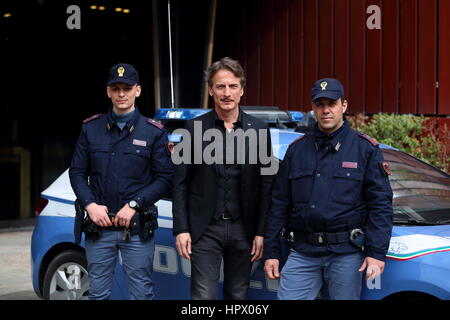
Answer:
[{"left": 172, "top": 109, "right": 274, "bottom": 243}]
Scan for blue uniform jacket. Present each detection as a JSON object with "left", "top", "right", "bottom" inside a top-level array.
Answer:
[
  {"left": 69, "top": 107, "right": 174, "bottom": 213},
  {"left": 264, "top": 122, "right": 393, "bottom": 261}
]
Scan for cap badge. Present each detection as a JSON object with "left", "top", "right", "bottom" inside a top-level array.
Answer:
[
  {"left": 118, "top": 66, "right": 125, "bottom": 77},
  {"left": 320, "top": 81, "right": 328, "bottom": 91}
]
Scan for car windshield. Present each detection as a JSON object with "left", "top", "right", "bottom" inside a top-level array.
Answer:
[{"left": 383, "top": 149, "right": 450, "bottom": 225}]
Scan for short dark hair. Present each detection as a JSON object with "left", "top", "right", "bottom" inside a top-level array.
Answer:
[{"left": 205, "top": 57, "right": 246, "bottom": 88}]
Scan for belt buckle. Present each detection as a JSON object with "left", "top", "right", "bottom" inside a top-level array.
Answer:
[
  {"left": 314, "top": 232, "right": 326, "bottom": 246},
  {"left": 221, "top": 213, "right": 232, "bottom": 220},
  {"left": 108, "top": 213, "right": 116, "bottom": 223}
]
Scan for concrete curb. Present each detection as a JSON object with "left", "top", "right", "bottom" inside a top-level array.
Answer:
[{"left": 0, "top": 218, "right": 36, "bottom": 233}]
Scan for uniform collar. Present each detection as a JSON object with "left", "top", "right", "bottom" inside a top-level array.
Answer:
[
  {"left": 107, "top": 106, "right": 140, "bottom": 132},
  {"left": 314, "top": 120, "right": 349, "bottom": 152}
]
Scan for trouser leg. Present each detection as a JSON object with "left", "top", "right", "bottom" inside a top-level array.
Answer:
[
  {"left": 120, "top": 234, "right": 155, "bottom": 300},
  {"left": 85, "top": 230, "right": 118, "bottom": 300},
  {"left": 222, "top": 219, "right": 252, "bottom": 300},
  {"left": 190, "top": 221, "right": 223, "bottom": 300},
  {"left": 323, "top": 252, "right": 364, "bottom": 300},
  {"left": 277, "top": 250, "right": 323, "bottom": 300}
]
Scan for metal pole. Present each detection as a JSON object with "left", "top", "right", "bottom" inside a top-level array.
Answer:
[
  {"left": 202, "top": 0, "right": 217, "bottom": 108},
  {"left": 152, "top": 0, "right": 161, "bottom": 110},
  {"left": 168, "top": 0, "right": 175, "bottom": 108}
]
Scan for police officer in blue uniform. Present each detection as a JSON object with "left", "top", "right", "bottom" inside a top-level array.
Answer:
[
  {"left": 264, "top": 78, "right": 393, "bottom": 300},
  {"left": 69, "top": 63, "right": 173, "bottom": 300}
]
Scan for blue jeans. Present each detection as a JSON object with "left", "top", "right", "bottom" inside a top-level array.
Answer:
[
  {"left": 85, "top": 229, "right": 155, "bottom": 300},
  {"left": 278, "top": 249, "right": 364, "bottom": 300}
]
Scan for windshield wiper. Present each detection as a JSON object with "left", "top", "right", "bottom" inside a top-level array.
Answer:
[
  {"left": 393, "top": 218, "right": 439, "bottom": 226},
  {"left": 435, "top": 219, "right": 450, "bottom": 225}
]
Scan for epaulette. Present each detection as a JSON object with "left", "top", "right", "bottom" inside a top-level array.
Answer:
[
  {"left": 147, "top": 118, "right": 164, "bottom": 130},
  {"left": 358, "top": 132, "right": 379, "bottom": 146},
  {"left": 289, "top": 134, "right": 307, "bottom": 147},
  {"left": 83, "top": 114, "right": 102, "bottom": 124}
]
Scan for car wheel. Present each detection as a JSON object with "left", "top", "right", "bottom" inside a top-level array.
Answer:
[{"left": 42, "top": 249, "right": 89, "bottom": 300}]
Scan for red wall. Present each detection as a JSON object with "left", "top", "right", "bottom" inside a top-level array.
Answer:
[{"left": 215, "top": 0, "right": 450, "bottom": 116}]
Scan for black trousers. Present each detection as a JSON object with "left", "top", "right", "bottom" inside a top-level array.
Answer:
[{"left": 190, "top": 217, "right": 252, "bottom": 300}]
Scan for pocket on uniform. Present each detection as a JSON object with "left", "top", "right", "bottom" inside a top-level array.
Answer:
[
  {"left": 288, "top": 169, "right": 314, "bottom": 203},
  {"left": 331, "top": 169, "right": 363, "bottom": 204},
  {"left": 88, "top": 144, "right": 111, "bottom": 173},
  {"left": 123, "top": 146, "right": 151, "bottom": 158},
  {"left": 123, "top": 146, "right": 151, "bottom": 178}
]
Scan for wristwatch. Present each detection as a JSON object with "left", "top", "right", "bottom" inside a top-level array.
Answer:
[{"left": 128, "top": 200, "right": 139, "bottom": 210}]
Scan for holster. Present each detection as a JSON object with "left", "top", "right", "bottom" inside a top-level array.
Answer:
[
  {"left": 138, "top": 205, "right": 158, "bottom": 242},
  {"left": 74, "top": 199, "right": 84, "bottom": 244},
  {"left": 73, "top": 199, "right": 101, "bottom": 243},
  {"left": 278, "top": 227, "right": 292, "bottom": 268},
  {"left": 83, "top": 216, "right": 101, "bottom": 241}
]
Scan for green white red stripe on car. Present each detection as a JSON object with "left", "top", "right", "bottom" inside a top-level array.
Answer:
[{"left": 387, "top": 234, "right": 450, "bottom": 261}]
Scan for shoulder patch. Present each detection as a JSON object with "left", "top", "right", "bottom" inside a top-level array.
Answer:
[
  {"left": 147, "top": 118, "right": 164, "bottom": 130},
  {"left": 358, "top": 132, "right": 379, "bottom": 146},
  {"left": 380, "top": 161, "right": 391, "bottom": 176},
  {"left": 83, "top": 114, "right": 102, "bottom": 124},
  {"left": 289, "top": 134, "right": 307, "bottom": 147}
]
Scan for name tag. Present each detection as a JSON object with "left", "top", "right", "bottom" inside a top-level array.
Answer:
[
  {"left": 133, "top": 139, "right": 147, "bottom": 147},
  {"left": 342, "top": 161, "right": 358, "bottom": 169}
]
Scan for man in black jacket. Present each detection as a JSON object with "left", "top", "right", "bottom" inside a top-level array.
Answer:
[{"left": 172, "top": 57, "right": 274, "bottom": 300}]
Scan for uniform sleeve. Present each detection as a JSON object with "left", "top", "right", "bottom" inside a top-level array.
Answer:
[
  {"left": 362, "top": 146, "right": 394, "bottom": 261},
  {"left": 135, "top": 130, "right": 174, "bottom": 208},
  {"left": 171, "top": 121, "right": 193, "bottom": 236},
  {"left": 263, "top": 147, "right": 293, "bottom": 260},
  {"left": 69, "top": 126, "right": 97, "bottom": 208}
]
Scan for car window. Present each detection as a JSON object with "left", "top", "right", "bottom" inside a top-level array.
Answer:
[{"left": 383, "top": 149, "right": 450, "bottom": 224}]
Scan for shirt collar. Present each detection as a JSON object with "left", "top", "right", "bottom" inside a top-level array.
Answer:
[{"left": 213, "top": 108, "right": 243, "bottom": 129}]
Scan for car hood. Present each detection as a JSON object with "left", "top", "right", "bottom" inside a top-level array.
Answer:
[{"left": 387, "top": 225, "right": 450, "bottom": 261}]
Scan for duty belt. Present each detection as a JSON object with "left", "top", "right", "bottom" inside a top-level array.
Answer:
[
  {"left": 293, "top": 231, "right": 351, "bottom": 246},
  {"left": 103, "top": 213, "right": 126, "bottom": 231}
]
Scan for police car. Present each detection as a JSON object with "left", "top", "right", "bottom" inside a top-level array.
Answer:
[{"left": 31, "top": 109, "right": 450, "bottom": 300}]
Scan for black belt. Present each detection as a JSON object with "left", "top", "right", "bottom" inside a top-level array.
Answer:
[
  {"left": 101, "top": 212, "right": 139, "bottom": 233},
  {"left": 293, "top": 231, "right": 350, "bottom": 246}
]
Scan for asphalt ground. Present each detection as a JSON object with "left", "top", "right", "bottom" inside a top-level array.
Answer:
[{"left": 0, "top": 218, "right": 41, "bottom": 300}]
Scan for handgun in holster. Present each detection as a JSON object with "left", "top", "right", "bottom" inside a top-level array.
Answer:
[
  {"left": 138, "top": 205, "right": 158, "bottom": 242},
  {"left": 74, "top": 199, "right": 101, "bottom": 243},
  {"left": 74, "top": 199, "right": 85, "bottom": 244},
  {"left": 278, "top": 226, "right": 293, "bottom": 268}
]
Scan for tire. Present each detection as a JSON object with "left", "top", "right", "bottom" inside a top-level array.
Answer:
[{"left": 42, "top": 249, "right": 89, "bottom": 300}]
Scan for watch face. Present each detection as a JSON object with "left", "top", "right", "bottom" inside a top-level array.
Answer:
[{"left": 129, "top": 200, "right": 137, "bottom": 208}]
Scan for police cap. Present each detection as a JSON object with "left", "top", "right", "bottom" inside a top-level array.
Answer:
[
  {"left": 107, "top": 63, "right": 139, "bottom": 86},
  {"left": 311, "top": 78, "right": 344, "bottom": 101}
]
